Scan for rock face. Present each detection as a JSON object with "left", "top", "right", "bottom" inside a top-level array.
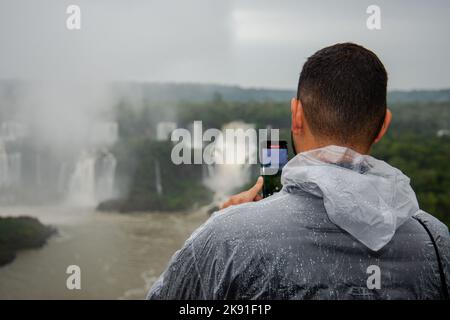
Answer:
[{"left": 0, "top": 216, "right": 56, "bottom": 267}]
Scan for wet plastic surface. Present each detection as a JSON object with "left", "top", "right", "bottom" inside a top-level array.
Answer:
[{"left": 148, "top": 146, "right": 449, "bottom": 299}]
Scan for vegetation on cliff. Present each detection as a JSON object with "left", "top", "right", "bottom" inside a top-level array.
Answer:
[{"left": 0, "top": 216, "right": 56, "bottom": 266}]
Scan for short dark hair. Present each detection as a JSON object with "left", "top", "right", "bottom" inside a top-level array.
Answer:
[{"left": 297, "top": 43, "right": 388, "bottom": 146}]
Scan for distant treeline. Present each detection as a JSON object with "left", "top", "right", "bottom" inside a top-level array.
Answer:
[{"left": 111, "top": 81, "right": 450, "bottom": 104}]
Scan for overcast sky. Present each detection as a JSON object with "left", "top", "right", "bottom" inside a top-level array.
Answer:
[{"left": 1, "top": 0, "right": 450, "bottom": 90}]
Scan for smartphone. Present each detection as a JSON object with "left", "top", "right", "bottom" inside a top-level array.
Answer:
[{"left": 260, "top": 140, "right": 288, "bottom": 198}]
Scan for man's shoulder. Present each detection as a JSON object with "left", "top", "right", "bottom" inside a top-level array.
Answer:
[
  {"left": 214, "top": 191, "right": 291, "bottom": 221},
  {"left": 205, "top": 192, "right": 291, "bottom": 238},
  {"left": 412, "top": 210, "right": 449, "bottom": 237},
  {"left": 411, "top": 210, "right": 450, "bottom": 294},
  {"left": 197, "top": 190, "right": 332, "bottom": 243},
  {"left": 408, "top": 210, "right": 450, "bottom": 259}
]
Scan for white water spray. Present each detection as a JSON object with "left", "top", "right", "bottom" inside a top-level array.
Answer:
[
  {"left": 66, "top": 122, "right": 118, "bottom": 206},
  {"left": 203, "top": 121, "right": 257, "bottom": 205}
]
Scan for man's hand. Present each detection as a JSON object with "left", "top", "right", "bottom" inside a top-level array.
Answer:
[{"left": 220, "top": 177, "right": 264, "bottom": 209}]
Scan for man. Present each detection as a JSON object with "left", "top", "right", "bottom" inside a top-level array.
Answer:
[{"left": 148, "top": 43, "right": 449, "bottom": 299}]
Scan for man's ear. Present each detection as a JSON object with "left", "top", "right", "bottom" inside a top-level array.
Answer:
[
  {"left": 373, "top": 109, "right": 392, "bottom": 143},
  {"left": 291, "top": 98, "right": 303, "bottom": 134}
]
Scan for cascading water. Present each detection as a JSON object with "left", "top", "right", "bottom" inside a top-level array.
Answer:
[
  {"left": 0, "top": 139, "right": 9, "bottom": 189},
  {"left": 66, "top": 122, "right": 118, "bottom": 206},
  {"left": 0, "top": 122, "right": 24, "bottom": 203},
  {"left": 67, "top": 150, "right": 97, "bottom": 206},
  {"left": 66, "top": 150, "right": 118, "bottom": 206},
  {"left": 203, "top": 121, "right": 257, "bottom": 205},
  {"left": 155, "top": 159, "right": 163, "bottom": 196},
  {"left": 96, "top": 150, "right": 117, "bottom": 202},
  {"left": 0, "top": 139, "right": 21, "bottom": 189}
]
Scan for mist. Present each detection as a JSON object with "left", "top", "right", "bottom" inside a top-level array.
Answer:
[{"left": 0, "top": 80, "right": 118, "bottom": 205}]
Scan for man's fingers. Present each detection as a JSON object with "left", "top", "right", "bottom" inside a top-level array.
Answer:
[
  {"left": 220, "top": 195, "right": 238, "bottom": 209},
  {"left": 220, "top": 177, "right": 264, "bottom": 210},
  {"left": 249, "top": 176, "right": 264, "bottom": 195},
  {"left": 220, "top": 199, "right": 230, "bottom": 209}
]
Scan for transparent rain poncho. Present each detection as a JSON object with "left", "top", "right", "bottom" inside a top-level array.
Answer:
[
  {"left": 148, "top": 145, "right": 450, "bottom": 300},
  {"left": 281, "top": 145, "right": 420, "bottom": 251}
]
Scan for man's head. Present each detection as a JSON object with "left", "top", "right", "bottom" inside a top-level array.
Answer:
[{"left": 291, "top": 43, "right": 391, "bottom": 154}]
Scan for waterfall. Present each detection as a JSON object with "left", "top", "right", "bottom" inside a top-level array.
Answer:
[
  {"left": 66, "top": 150, "right": 117, "bottom": 206},
  {"left": 66, "top": 122, "right": 118, "bottom": 206},
  {"left": 155, "top": 159, "right": 163, "bottom": 196},
  {"left": 203, "top": 122, "right": 257, "bottom": 205},
  {"left": 0, "top": 140, "right": 9, "bottom": 188},
  {"left": 0, "top": 139, "right": 21, "bottom": 189},
  {"left": 96, "top": 151, "right": 117, "bottom": 202},
  {"left": 67, "top": 151, "right": 97, "bottom": 206},
  {"left": 0, "top": 123, "right": 23, "bottom": 203}
]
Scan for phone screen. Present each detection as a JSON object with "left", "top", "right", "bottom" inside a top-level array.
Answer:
[{"left": 260, "top": 140, "right": 288, "bottom": 198}]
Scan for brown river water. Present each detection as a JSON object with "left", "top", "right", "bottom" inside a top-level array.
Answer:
[{"left": 0, "top": 206, "right": 208, "bottom": 299}]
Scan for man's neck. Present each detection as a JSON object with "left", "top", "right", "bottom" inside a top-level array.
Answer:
[{"left": 298, "top": 138, "right": 371, "bottom": 155}]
